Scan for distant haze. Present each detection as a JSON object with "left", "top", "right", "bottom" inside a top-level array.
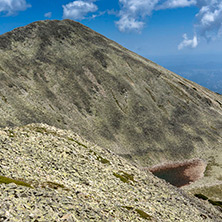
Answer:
[{"left": 149, "top": 54, "right": 222, "bottom": 94}]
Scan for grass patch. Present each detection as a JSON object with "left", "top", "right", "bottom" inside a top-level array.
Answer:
[
  {"left": 194, "top": 193, "right": 222, "bottom": 209},
  {"left": 0, "top": 176, "right": 33, "bottom": 188},
  {"left": 194, "top": 193, "right": 208, "bottom": 200},
  {"left": 208, "top": 200, "right": 222, "bottom": 208},
  {"left": 135, "top": 209, "right": 152, "bottom": 220},
  {"left": 34, "top": 127, "right": 48, "bottom": 134},
  {"left": 121, "top": 206, "right": 152, "bottom": 220},
  {"left": 7, "top": 130, "right": 15, "bottom": 137},
  {"left": 122, "top": 206, "right": 133, "bottom": 210},
  {"left": 1, "top": 95, "right": 7, "bottom": 103},
  {"left": 67, "top": 137, "right": 87, "bottom": 148},
  {"left": 96, "top": 155, "right": 110, "bottom": 164},
  {"left": 113, "top": 171, "right": 135, "bottom": 184},
  {"left": 89, "top": 150, "right": 110, "bottom": 164}
]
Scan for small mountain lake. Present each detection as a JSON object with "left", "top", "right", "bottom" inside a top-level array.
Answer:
[{"left": 148, "top": 159, "right": 206, "bottom": 187}]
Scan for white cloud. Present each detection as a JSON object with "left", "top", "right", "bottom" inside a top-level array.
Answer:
[
  {"left": 176, "top": 0, "right": 222, "bottom": 49},
  {"left": 115, "top": 0, "right": 222, "bottom": 49},
  {"left": 0, "top": 0, "right": 31, "bottom": 16},
  {"left": 116, "top": 0, "right": 159, "bottom": 32},
  {"left": 91, "top": 11, "right": 106, "bottom": 20},
  {"left": 63, "top": 0, "right": 98, "bottom": 20},
  {"left": 44, "top": 12, "right": 52, "bottom": 18},
  {"left": 196, "top": 1, "right": 222, "bottom": 40},
  {"left": 157, "top": 0, "right": 196, "bottom": 10},
  {"left": 116, "top": 0, "right": 197, "bottom": 32},
  {"left": 116, "top": 15, "right": 145, "bottom": 32},
  {"left": 178, "top": 34, "right": 198, "bottom": 50}
]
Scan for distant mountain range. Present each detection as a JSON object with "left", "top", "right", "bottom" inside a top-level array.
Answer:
[{"left": 149, "top": 55, "right": 222, "bottom": 94}]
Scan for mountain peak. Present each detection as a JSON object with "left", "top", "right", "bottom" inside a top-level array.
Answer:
[{"left": 0, "top": 21, "right": 221, "bottom": 200}]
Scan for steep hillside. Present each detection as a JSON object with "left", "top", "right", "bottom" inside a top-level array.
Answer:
[
  {"left": 0, "top": 124, "right": 221, "bottom": 221},
  {"left": 0, "top": 20, "right": 221, "bottom": 186}
]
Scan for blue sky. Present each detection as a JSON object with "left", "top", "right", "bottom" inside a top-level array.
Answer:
[
  {"left": 1, "top": 0, "right": 222, "bottom": 56},
  {"left": 0, "top": 0, "right": 222, "bottom": 92}
]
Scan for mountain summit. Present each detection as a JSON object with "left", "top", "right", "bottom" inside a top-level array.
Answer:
[{"left": 0, "top": 19, "right": 221, "bottom": 174}]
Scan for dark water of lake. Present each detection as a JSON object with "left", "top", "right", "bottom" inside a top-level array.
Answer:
[{"left": 149, "top": 159, "right": 206, "bottom": 187}]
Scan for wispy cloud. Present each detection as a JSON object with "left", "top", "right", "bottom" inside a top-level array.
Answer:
[
  {"left": 178, "top": 34, "right": 198, "bottom": 50},
  {"left": 157, "top": 0, "right": 196, "bottom": 10},
  {"left": 44, "top": 12, "right": 52, "bottom": 18},
  {"left": 63, "top": 0, "right": 98, "bottom": 20},
  {"left": 0, "top": 0, "right": 31, "bottom": 16}
]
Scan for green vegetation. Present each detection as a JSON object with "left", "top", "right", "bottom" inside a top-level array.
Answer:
[
  {"left": 7, "top": 130, "right": 15, "bottom": 137},
  {"left": 113, "top": 171, "right": 135, "bottom": 184},
  {"left": 34, "top": 127, "right": 48, "bottom": 134},
  {"left": 0, "top": 176, "right": 33, "bottom": 188},
  {"left": 208, "top": 200, "right": 222, "bottom": 208},
  {"left": 0, "top": 176, "right": 70, "bottom": 191},
  {"left": 194, "top": 193, "right": 222, "bottom": 209},
  {"left": 68, "top": 137, "right": 87, "bottom": 148},
  {"left": 1, "top": 95, "right": 7, "bottom": 103},
  {"left": 96, "top": 155, "right": 110, "bottom": 164},
  {"left": 194, "top": 193, "right": 208, "bottom": 200},
  {"left": 89, "top": 149, "right": 110, "bottom": 164},
  {"left": 121, "top": 206, "right": 152, "bottom": 220},
  {"left": 135, "top": 208, "right": 152, "bottom": 220}
]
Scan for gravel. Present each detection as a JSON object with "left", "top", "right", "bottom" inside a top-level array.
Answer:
[{"left": 0, "top": 123, "right": 221, "bottom": 221}]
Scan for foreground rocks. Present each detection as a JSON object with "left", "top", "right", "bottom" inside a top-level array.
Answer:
[{"left": 0, "top": 124, "right": 221, "bottom": 221}]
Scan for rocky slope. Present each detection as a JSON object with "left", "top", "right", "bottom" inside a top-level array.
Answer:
[
  {"left": 0, "top": 20, "right": 221, "bottom": 197},
  {"left": 0, "top": 124, "right": 221, "bottom": 221}
]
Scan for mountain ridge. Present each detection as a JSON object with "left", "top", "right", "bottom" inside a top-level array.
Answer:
[{"left": 0, "top": 19, "right": 221, "bottom": 194}]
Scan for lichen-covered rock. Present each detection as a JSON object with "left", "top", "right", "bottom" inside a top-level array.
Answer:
[{"left": 0, "top": 124, "right": 221, "bottom": 221}]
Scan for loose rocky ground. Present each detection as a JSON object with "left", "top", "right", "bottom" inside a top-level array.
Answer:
[{"left": 0, "top": 124, "right": 221, "bottom": 221}]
